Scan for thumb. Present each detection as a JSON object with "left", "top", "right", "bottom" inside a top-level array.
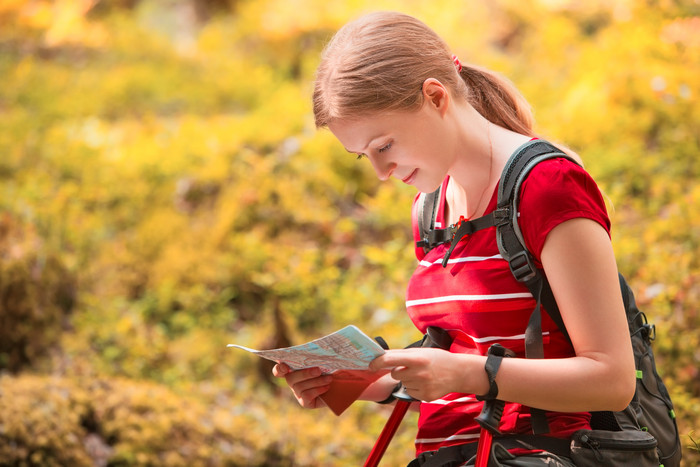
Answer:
[
  {"left": 370, "top": 351, "right": 401, "bottom": 371},
  {"left": 272, "top": 362, "right": 290, "bottom": 377}
]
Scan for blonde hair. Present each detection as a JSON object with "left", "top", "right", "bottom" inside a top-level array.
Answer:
[{"left": 313, "top": 11, "right": 535, "bottom": 136}]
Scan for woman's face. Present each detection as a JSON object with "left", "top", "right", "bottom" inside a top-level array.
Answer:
[{"left": 327, "top": 101, "right": 454, "bottom": 193}]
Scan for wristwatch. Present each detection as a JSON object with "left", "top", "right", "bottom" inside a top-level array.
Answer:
[{"left": 476, "top": 343, "right": 515, "bottom": 401}]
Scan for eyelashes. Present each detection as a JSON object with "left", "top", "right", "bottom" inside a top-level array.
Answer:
[{"left": 356, "top": 142, "right": 392, "bottom": 160}]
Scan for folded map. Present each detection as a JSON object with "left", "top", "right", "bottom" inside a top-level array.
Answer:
[{"left": 228, "top": 325, "right": 388, "bottom": 415}]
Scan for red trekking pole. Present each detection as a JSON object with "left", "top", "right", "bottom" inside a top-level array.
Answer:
[
  {"left": 474, "top": 344, "right": 514, "bottom": 467},
  {"left": 474, "top": 398, "right": 505, "bottom": 467},
  {"left": 363, "top": 398, "right": 411, "bottom": 467}
]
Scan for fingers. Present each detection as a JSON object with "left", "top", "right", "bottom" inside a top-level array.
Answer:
[
  {"left": 369, "top": 348, "right": 426, "bottom": 371},
  {"left": 284, "top": 366, "right": 323, "bottom": 385},
  {"left": 271, "top": 364, "right": 332, "bottom": 408},
  {"left": 291, "top": 371, "right": 332, "bottom": 408},
  {"left": 369, "top": 349, "right": 458, "bottom": 402},
  {"left": 295, "top": 377, "right": 332, "bottom": 407},
  {"left": 369, "top": 351, "right": 396, "bottom": 371}
]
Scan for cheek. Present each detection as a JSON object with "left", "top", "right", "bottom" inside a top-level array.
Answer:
[
  {"left": 413, "top": 141, "right": 449, "bottom": 171},
  {"left": 413, "top": 128, "right": 445, "bottom": 159},
  {"left": 404, "top": 138, "right": 432, "bottom": 164}
]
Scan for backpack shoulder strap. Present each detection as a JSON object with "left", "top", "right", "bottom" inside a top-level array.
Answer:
[
  {"left": 495, "top": 139, "right": 577, "bottom": 347},
  {"left": 415, "top": 188, "right": 441, "bottom": 256},
  {"left": 495, "top": 139, "right": 577, "bottom": 275}
]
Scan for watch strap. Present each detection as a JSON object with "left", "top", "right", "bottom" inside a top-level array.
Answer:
[{"left": 476, "top": 344, "right": 515, "bottom": 401}]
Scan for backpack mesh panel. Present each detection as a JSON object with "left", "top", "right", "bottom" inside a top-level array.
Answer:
[{"left": 591, "top": 411, "right": 622, "bottom": 431}]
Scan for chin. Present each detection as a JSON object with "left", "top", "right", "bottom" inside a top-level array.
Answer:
[{"left": 415, "top": 180, "right": 442, "bottom": 194}]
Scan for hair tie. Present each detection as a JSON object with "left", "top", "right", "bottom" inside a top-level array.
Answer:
[{"left": 451, "top": 54, "right": 463, "bottom": 72}]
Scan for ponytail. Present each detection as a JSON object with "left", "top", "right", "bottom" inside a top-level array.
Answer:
[
  {"left": 459, "top": 64, "right": 535, "bottom": 137},
  {"left": 459, "top": 64, "right": 583, "bottom": 164}
]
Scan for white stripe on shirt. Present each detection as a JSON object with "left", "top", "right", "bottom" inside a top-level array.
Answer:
[
  {"left": 423, "top": 396, "right": 476, "bottom": 405},
  {"left": 469, "top": 331, "right": 550, "bottom": 344},
  {"left": 406, "top": 292, "right": 532, "bottom": 307},
  {"left": 419, "top": 254, "right": 503, "bottom": 268},
  {"left": 415, "top": 433, "right": 481, "bottom": 445}
]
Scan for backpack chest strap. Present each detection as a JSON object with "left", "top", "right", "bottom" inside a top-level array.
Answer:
[{"left": 440, "top": 209, "right": 508, "bottom": 267}]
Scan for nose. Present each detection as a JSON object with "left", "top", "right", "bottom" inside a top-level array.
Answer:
[{"left": 369, "top": 156, "right": 397, "bottom": 181}]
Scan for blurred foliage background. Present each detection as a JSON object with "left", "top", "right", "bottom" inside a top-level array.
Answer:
[{"left": 0, "top": 0, "right": 698, "bottom": 465}]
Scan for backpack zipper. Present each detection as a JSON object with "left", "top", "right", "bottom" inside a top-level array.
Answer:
[{"left": 578, "top": 432, "right": 658, "bottom": 453}]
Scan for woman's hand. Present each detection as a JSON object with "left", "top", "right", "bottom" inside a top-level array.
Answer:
[
  {"left": 369, "top": 348, "right": 485, "bottom": 402},
  {"left": 272, "top": 363, "right": 332, "bottom": 409}
]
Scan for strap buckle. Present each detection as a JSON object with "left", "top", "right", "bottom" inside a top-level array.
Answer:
[
  {"left": 493, "top": 207, "right": 511, "bottom": 226},
  {"left": 509, "top": 251, "right": 539, "bottom": 283},
  {"left": 417, "top": 226, "right": 455, "bottom": 250}
]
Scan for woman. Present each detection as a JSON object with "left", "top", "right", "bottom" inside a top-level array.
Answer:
[{"left": 273, "top": 11, "right": 635, "bottom": 466}]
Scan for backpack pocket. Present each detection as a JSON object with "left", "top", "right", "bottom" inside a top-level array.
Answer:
[{"left": 570, "top": 429, "right": 659, "bottom": 467}]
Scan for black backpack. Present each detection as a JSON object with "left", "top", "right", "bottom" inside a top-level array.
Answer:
[{"left": 414, "top": 139, "right": 682, "bottom": 466}]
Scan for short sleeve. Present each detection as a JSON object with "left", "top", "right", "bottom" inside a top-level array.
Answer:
[{"left": 518, "top": 158, "right": 611, "bottom": 262}]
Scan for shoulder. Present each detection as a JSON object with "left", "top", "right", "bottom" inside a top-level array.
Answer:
[
  {"left": 522, "top": 156, "right": 590, "bottom": 190},
  {"left": 519, "top": 157, "right": 605, "bottom": 208},
  {"left": 517, "top": 157, "right": 611, "bottom": 260}
]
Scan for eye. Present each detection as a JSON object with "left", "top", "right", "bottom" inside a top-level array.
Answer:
[{"left": 378, "top": 142, "right": 392, "bottom": 153}]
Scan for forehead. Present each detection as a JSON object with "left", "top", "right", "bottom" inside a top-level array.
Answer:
[{"left": 327, "top": 110, "right": 419, "bottom": 151}]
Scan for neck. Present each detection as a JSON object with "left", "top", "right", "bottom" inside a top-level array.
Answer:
[{"left": 444, "top": 104, "right": 531, "bottom": 225}]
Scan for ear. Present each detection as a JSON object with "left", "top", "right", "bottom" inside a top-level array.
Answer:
[{"left": 422, "top": 78, "right": 449, "bottom": 116}]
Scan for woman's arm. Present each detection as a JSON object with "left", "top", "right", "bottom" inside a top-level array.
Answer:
[
  {"left": 370, "top": 218, "right": 636, "bottom": 412},
  {"left": 494, "top": 217, "right": 636, "bottom": 411}
]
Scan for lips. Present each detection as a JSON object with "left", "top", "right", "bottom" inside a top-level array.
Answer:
[{"left": 402, "top": 169, "right": 418, "bottom": 184}]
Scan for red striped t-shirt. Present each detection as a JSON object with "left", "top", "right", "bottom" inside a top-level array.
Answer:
[{"left": 406, "top": 157, "right": 610, "bottom": 455}]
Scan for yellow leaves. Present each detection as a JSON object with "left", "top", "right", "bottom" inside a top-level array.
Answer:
[
  {"left": 44, "top": 0, "right": 107, "bottom": 48},
  {"left": 0, "top": 2, "right": 698, "bottom": 465},
  {"left": 237, "top": 0, "right": 359, "bottom": 41},
  {"left": 1, "top": 0, "right": 53, "bottom": 30},
  {"left": 661, "top": 16, "right": 700, "bottom": 48},
  {"left": 0, "top": 0, "right": 26, "bottom": 15},
  {"left": 0, "top": 0, "right": 107, "bottom": 48},
  {"left": 557, "top": 75, "right": 610, "bottom": 147},
  {"left": 0, "top": 375, "right": 94, "bottom": 466},
  {"left": 234, "top": 0, "right": 494, "bottom": 49}
]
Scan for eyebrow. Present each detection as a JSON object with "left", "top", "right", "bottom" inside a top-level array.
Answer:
[{"left": 343, "top": 135, "right": 389, "bottom": 154}]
